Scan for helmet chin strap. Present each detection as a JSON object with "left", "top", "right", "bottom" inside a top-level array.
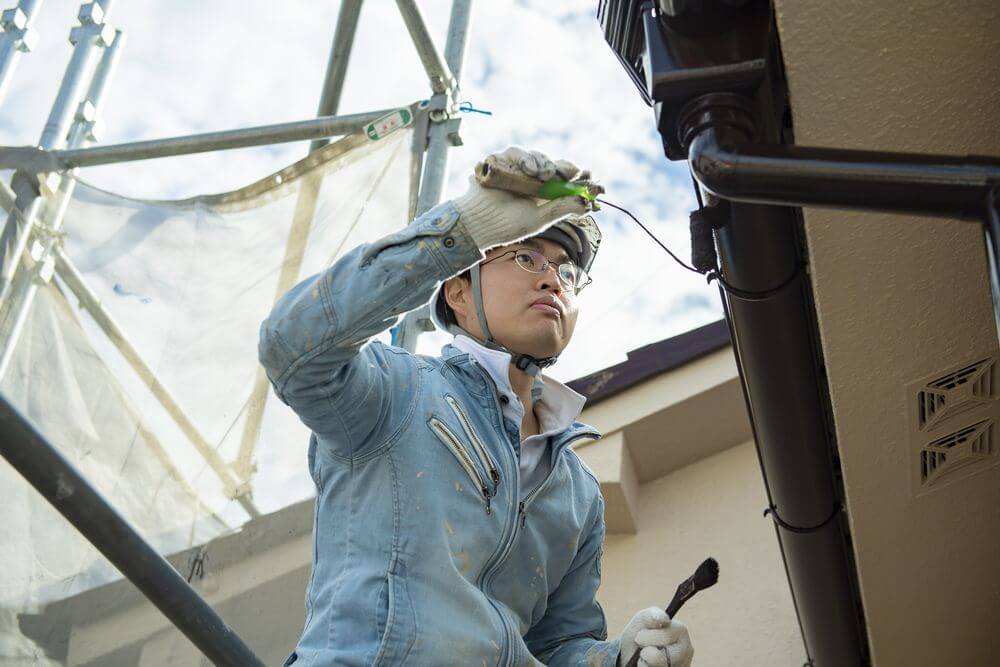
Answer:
[{"left": 469, "top": 264, "right": 558, "bottom": 377}]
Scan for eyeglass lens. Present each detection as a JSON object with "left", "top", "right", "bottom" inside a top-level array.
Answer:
[{"left": 514, "top": 250, "right": 587, "bottom": 291}]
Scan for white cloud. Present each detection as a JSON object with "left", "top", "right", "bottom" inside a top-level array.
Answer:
[
  {"left": 0, "top": 4, "right": 731, "bottom": 608},
  {"left": 2, "top": 0, "right": 722, "bottom": 378}
]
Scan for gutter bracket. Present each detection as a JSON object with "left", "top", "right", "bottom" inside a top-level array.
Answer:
[{"left": 764, "top": 503, "right": 843, "bottom": 535}]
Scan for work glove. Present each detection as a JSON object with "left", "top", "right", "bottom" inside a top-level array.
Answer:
[
  {"left": 618, "top": 607, "right": 693, "bottom": 667},
  {"left": 453, "top": 146, "right": 597, "bottom": 251}
]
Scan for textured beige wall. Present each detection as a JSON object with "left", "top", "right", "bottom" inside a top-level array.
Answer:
[
  {"left": 772, "top": 2, "right": 1000, "bottom": 665},
  {"left": 597, "top": 441, "right": 805, "bottom": 666}
]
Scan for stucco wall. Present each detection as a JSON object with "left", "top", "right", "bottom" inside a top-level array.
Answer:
[
  {"left": 597, "top": 440, "right": 805, "bottom": 666},
  {"left": 773, "top": 2, "right": 1000, "bottom": 665}
]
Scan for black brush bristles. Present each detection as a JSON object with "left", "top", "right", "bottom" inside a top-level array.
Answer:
[
  {"left": 665, "top": 557, "right": 719, "bottom": 619},
  {"left": 693, "top": 557, "right": 719, "bottom": 590},
  {"left": 625, "top": 558, "right": 720, "bottom": 667}
]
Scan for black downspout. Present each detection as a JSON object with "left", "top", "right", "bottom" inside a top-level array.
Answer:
[
  {"left": 600, "top": 2, "right": 873, "bottom": 662},
  {"left": 694, "top": 97, "right": 870, "bottom": 665}
]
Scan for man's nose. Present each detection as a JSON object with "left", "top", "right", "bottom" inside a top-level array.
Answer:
[{"left": 536, "top": 266, "right": 563, "bottom": 294}]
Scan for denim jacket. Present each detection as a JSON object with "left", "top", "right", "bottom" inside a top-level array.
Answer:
[{"left": 259, "top": 201, "right": 620, "bottom": 666}]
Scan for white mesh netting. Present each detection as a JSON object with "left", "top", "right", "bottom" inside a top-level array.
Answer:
[{"left": 0, "top": 117, "right": 417, "bottom": 663}]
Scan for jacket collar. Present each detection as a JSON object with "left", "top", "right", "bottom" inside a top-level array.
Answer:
[
  {"left": 444, "top": 336, "right": 591, "bottom": 445},
  {"left": 442, "top": 343, "right": 601, "bottom": 448}
]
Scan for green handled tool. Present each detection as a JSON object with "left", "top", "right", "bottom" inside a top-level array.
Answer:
[{"left": 475, "top": 156, "right": 602, "bottom": 204}]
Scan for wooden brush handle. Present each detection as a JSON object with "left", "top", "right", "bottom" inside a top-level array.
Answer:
[
  {"left": 475, "top": 157, "right": 546, "bottom": 198},
  {"left": 666, "top": 576, "right": 696, "bottom": 619},
  {"left": 624, "top": 645, "right": 644, "bottom": 667}
]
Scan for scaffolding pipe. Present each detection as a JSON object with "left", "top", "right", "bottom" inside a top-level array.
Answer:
[
  {"left": 442, "top": 0, "right": 472, "bottom": 88},
  {"left": 48, "top": 26, "right": 124, "bottom": 226},
  {"left": 66, "top": 28, "right": 121, "bottom": 147},
  {"left": 0, "top": 28, "right": 122, "bottom": 382},
  {"left": 414, "top": 0, "right": 470, "bottom": 216},
  {"left": 309, "top": 0, "right": 363, "bottom": 153},
  {"left": 395, "top": 0, "right": 454, "bottom": 94},
  {"left": 39, "top": 1, "right": 114, "bottom": 150},
  {"left": 0, "top": 0, "right": 112, "bottom": 308},
  {"left": 0, "top": 396, "right": 266, "bottom": 667},
  {"left": 396, "top": 0, "right": 471, "bottom": 352},
  {"left": 0, "top": 0, "right": 45, "bottom": 107},
  {"left": 20, "top": 107, "right": 395, "bottom": 169}
]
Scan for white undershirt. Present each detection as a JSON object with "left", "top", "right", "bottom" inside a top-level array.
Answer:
[{"left": 450, "top": 335, "right": 586, "bottom": 500}]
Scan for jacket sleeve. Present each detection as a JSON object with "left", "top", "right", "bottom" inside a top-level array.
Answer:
[
  {"left": 525, "top": 494, "right": 622, "bottom": 667},
  {"left": 258, "top": 201, "right": 482, "bottom": 459}
]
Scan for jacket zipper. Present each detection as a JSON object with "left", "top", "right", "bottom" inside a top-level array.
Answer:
[
  {"left": 487, "top": 430, "right": 600, "bottom": 666},
  {"left": 463, "top": 360, "right": 519, "bottom": 667},
  {"left": 428, "top": 417, "right": 494, "bottom": 515},
  {"left": 516, "top": 431, "right": 601, "bottom": 527},
  {"left": 464, "top": 356, "right": 601, "bottom": 667},
  {"left": 445, "top": 395, "right": 500, "bottom": 494}
]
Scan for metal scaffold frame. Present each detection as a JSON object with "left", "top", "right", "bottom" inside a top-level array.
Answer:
[{"left": 0, "top": 0, "right": 474, "bottom": 663}]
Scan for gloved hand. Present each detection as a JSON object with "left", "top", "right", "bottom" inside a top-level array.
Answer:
[
  {"left": 618, "top": 607, "right": 693, "bottom": 667},
  {"left": 453, "top": 146, "right": 597, "bottom": 251}
]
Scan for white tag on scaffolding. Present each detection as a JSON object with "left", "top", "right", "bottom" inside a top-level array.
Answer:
[{"left": 366, "top": 108, "right": 413, "bottom": 141}]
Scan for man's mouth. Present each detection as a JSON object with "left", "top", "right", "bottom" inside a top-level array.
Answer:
[{"left": 530, "top": 298, "right": 562, "bottom": 318}]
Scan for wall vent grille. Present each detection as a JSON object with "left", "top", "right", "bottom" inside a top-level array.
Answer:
[
  {"left": 919, "top": 420, "right": 996, "bottom": 487},
  {"left": 917, "top": 358, "right": 996, "bottom": 431}
]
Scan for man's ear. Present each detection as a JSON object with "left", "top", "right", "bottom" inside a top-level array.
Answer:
[{"left": 443, "top": 275, "right": 471, "bottom": 324}]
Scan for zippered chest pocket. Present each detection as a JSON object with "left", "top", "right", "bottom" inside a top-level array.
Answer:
[{"left": 427, "top": 395, "right": 501, "bottom": 515}]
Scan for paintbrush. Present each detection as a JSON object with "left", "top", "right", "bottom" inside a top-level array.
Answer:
[{"left": 623, "top": 558, "right": 719, "bottom": 667}]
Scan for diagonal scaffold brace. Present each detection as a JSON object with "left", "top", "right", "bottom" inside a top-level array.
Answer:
[{"left": 0, "top": 394, "right": 266, "bottom": 667}]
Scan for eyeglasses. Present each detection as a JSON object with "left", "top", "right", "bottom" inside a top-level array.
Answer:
[{"left": 481, "top": 247, "right": 592, "bottom": 293}]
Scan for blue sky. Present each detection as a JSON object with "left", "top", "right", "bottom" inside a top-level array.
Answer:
[{"left": 0, "top": 0, "right": 723, "bottom": 382}]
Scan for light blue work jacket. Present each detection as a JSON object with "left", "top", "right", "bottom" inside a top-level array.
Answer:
[{"left": 259, "top": 201, "right": 619, "bottom": 666}]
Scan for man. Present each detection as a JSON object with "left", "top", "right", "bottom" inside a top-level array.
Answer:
[{"left": 260, "top": 147, "right": 694, "bottom": 666}]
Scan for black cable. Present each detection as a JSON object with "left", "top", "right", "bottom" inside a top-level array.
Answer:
[
  {"left": 707, "top": 264, "right": 805, "bottom": 302},
  {"left": 596, "top": 198, "right": 701, "bottom": 274},
  {"left": 596, "top": 197, "right": 804, "bottom": 301},
  {"left": 689, "top": 171, "right": 705, "bottom": 210}
]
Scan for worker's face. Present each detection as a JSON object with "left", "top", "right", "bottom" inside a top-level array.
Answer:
[{"left": 445, "top": 237, "right": 579, "bottom": 361}]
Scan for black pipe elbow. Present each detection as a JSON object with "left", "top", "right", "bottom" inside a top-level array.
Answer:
[
  {"left": 688, "top": 129, "right": 742, "bottom": 200},
  {"left": 677, "top": 92, "right": 760, "bottom": 201},
  {"left": 680, "top": 92, "right": 1000, "bottom": 219}
]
